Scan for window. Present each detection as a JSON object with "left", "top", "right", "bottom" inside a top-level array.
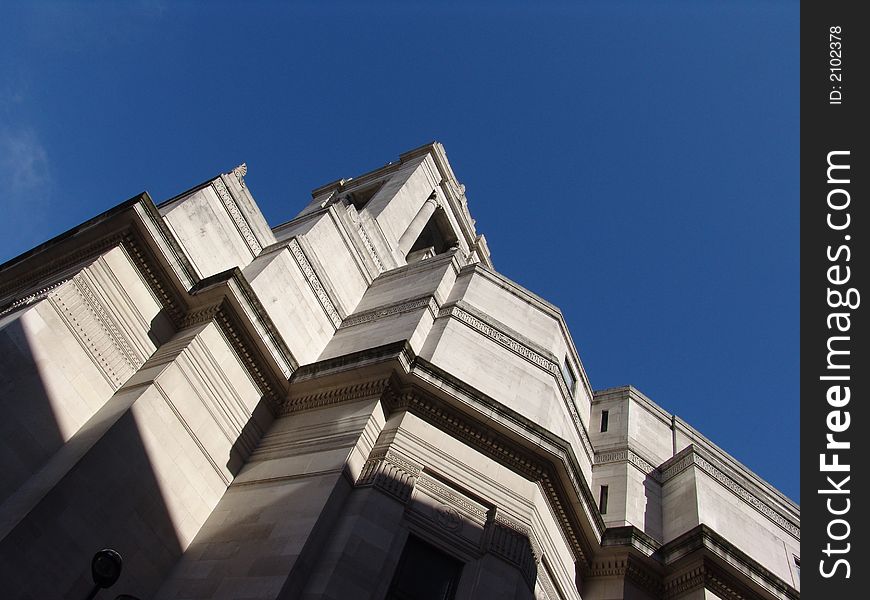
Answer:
[
  {"left": 561, "top": 357, "right": 576, "bottom": 395},
  {"left": 386, "top": 535, "right": 463, "bottom": 600},
  {"left": 600, "top": 410, "right": 609, "bottom": 432},
  {"left": 793, "top": 555, "right": 800, "bottom": 581},
  {"left": 347, "top": 181, "right": 384, "bottom": 210},
  {"left": 599, "top": 485, "right": 609, "bottom": 515}
]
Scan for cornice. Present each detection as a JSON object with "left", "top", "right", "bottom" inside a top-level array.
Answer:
[
  {"left": 436, "top": 301, "right": 595, "bottom": 465},
  {"left": 588, "top": 555, "right": 663, "bottom": 598},
  {"left": 286, "top": 238, "right": 342, "bottom": 328},
  {"left": 340, "top": 295, "right": 439, "bottom": 330},
  {"left": 455, "top": 263, "right": 593, "bottom": 402},
  {"left": 385, "top": 383, "right": 599, "bottom": 569},
  {"left": 661, "top": 446, "right": 800, "bottom": 541},
  {"left": 594, "top": 447, "right": 661, "bottom": 482},
  {"left": 212, "top": 176, "right": 262, "bottom": 256},
  {"left": 281, "top": 378, "right": 391, "bottom": 415},
  {"left": 1, "top": 193, "right": 297, "bottom": 414},
  {"left": 660, "top": 525, "right": 799, "bottom": 600}
]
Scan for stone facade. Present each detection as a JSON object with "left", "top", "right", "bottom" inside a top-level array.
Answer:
[{"left": 0, "top": 143, "right": 799, "bottom": 599}]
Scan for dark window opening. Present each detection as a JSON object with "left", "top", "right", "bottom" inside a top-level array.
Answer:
[
  {"left": 599, "top": 485, "right": 609, "bottom": 515},
  {"left": 600, "top": 410, "right": 609, "bottom": 432},
  {"left": 347, "top": 181, "right": 384, "bottom": 211},
  {"left": 794, "top": 555, "right": 800, "bottom": 581},
  {"left": 561, "top": 357, "right": 576, "bottom": 395},
  {"left": 386, "top": 535, "right": 463, "bottom": 600},
  {"left": 406, "top": 210, "right": 457, "bottom": 263}
]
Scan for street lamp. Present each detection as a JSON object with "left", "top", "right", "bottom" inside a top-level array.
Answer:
[{"left": 83, "top": 549, "right": 140, "bottom": 600}]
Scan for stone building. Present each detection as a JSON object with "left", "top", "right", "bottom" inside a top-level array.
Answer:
[{"left": 0, "top": 143, "right": 799, "bottom": 599}]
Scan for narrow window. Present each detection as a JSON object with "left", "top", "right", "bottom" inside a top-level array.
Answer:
[
  {"left": 386, "top": 535, "right": 463, "bottom": 600},
  {"left": 561, "top": 357, "right": 576, "bottom": 395},
  {"left": 599, "top": 485, "right": 609, "bottom": 515},
  {"left": 600, "top": 410, "right": 609, "bottom": 432},
  {"left": 793, "top": 555, "right": 800, "bottom": 581}
]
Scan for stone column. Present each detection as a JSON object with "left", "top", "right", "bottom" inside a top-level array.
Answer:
[{"left": 397, "top": 191, "right": 439, "bottom": 255}]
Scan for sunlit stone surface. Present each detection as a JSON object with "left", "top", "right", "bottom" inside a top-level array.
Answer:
[{"left": 0, "top": 143, "right": 799, "bottom": 599}]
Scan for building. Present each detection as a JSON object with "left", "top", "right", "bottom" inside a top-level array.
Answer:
[{"left": 0, "top": 143, "right": 799, "bottom": 600}]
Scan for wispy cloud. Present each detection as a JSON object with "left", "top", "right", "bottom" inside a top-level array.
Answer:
[
  {"left": 0, "top": 127, "right": 51, "bottom": 193},
  {"left": 0, "top": 124, "right": 54, "bottom": 261}
]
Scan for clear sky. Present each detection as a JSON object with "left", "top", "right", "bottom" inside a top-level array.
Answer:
[{"left": 1, "top": 1, "right": 799, "bottom": 502}]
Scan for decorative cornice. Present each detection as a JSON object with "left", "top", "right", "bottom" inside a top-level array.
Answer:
[
  {"left": 356, "top": 449, "right": 422, "bottom": 504},
  {"left": 340, "top": 295, "right": 439, "bottom": 329},
  {"left": 437, "top": 303, "right": 595, "bottom": 463},
  {"left": 356, "top": 223, "right": 385, "bottom": 274},
  {"left": 0, "top": 278, "right": 68, "bottom": 317},
  {"left": 212, "top": 177, "right": 262, "bottom": 255},
  {"left": 387, "top": 388, "right": 596, "bottom": 568},
  {"left": 49, "top": 275, "right": 145, "bottom": 389},
  {"left": 661, "top": 447, "right": 800, "bottom": 540},
  {"left": 280, "top": 379, "right": 390, "bottom": 415},
  {"left": 287, "top": 238, "right": 342, "bottom": 328},
  {"left": 416, "top": 475, "right": 488, "bottom": 524},
  {"left": 440, "top": 305, "right": 559, "bottom": 375},
  {"left": 589, "top": 556, "right": 663, "bottom": 597},
  {"left": 663, "top": 560, "right": 776, "bottom": 600},
  {"left": 595, "top": 448, "right": 661, "bottom": 482},
  {"left": 484, "top": 509, "right": 538, "bottom": 591}
]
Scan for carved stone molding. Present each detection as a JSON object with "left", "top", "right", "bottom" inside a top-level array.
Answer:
[
  {"left": 357, "top": 224, "right": 385, "bottom": 273},
  {"left": 287, "top": 239, "right": 342, "bottom": 328},
  {"left": 50, "top": 275, "right": 145, "bottom": 389},
  {"left": 280, "top": 378, "right": 390, "bottom": 415},
  {"left": 440, "top": 305, "right": 559, "bottom": 375},
  {"left": 356, "top": 450, "right": 422, "bottom": 504},
  {"left": 663, "top": 562, "right": 760, "bottom": 600},
  {"left": 589, "top": 556, "right": 662, "bottom": 598},
  {"left": 0, "top": 279, "right": 68, "bottom": 317},
  {"left": 212, "top": 177, "right": 262, "bottom": 255},
  {"left": 436, "top": 303, "right": 595, "bottom": 467},
  {"left": 595, "top": 448, "right": 661, "bottom": 482},
  {"left": 485, "top": 510, "right": 538, "bottom": 590},
  {"left": 662, "top": 449, "right": 800, "bottom": 540},
  {"left": 415, "top": 475, "right": 488, "bottom": 525},
  {"left": 232, "top": 163, "right": 247, "bottom": 187},
  {"left": 433, "top": 504, "right": 462, "bottom": 532},
  {"left": 391, "top": 388, "right": 594, "bottom": 567},
  {"left": 340, "top": 295, "right": 439, "bottom": 329}
]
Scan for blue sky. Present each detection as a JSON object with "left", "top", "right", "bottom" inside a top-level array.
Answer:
[{"left": 1, "top": 1, "right": 799, "bottom": 501}]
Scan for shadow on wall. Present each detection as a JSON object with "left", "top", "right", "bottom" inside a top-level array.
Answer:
[
  {"left": 643, "top": 474, "right": 663, "bottom": 543},
  {"left": 0, "top": 311, "right": 184, "bottom": 599},
  {"left": 0, "top": 317, "right": 66, "bottom": 504}
]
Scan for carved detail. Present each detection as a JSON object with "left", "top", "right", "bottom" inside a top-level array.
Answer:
[
  {"left": 416, "top": 476, "right": 488, "bottom": 523},
  {"left": 212, "top": 177, "right": 262, "bottom": 254},
  {"left": 357, "top": 224, "right": 385, "bottom": 273},
  {"left": 535, "top": 563, "right": 560, "bottom": 600},
  {"left": 434, "top": 504, "right": 462, "bottom": 532},
  {"left": 50, "top": 276, "right": 144, "bottom": 388},
  {"left": 437, "top": 304, "right": 594, "bottom": 464},
  {"left": 280, "top": 379, "right": 390, "bottom": 415},
  {"left": 396, "top": 389, "right": 592, "bottom": 566},
  {"left": 340, "top": 296, "right": 438, "bottom": 329},
  {"left": 232, "top": 163, "right": 247, "bottom": 186},
  {"left": 486, "top": 510, "right": 538, "bottom": 590},
  {"left": 0, "top": 279, "right": 68, "bottom": 316},
  {"left": 662, "top": 450, "right": 800, "bottom": 539},
  {"left": 441, "top": 306, "right": 559, "bottom": 374},
  {"left": 357, "top": 450, "right": 422, "bottom": 504},
  {"left": 595, "top": 448, "right": 661, "bottom": 481},
  {"left": 213, "top": 304, "right": 282, "bottom": 404},
  {"left": 287, "top": 239, "right": 342, "bottom": 328}
]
